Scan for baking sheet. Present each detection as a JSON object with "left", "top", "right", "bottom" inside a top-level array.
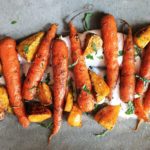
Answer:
[{"left": 0, "top": 0, "right": 150, "bottom": 150}]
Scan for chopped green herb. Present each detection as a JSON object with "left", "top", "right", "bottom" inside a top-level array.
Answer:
[
  {"left": 83, "top": 12, "right": 93, "bottom": 31},
  {"left": 125, "top": 101, "right": 134, "bottom": 115},
  {"left": 86, "top": 54, "right": 94, "bottom": 60},
  {"left": 58, "top": 34, "right": 63, "bottom": 39},
  {"left": 118, "top": 50, "right": 124, "bottom": 56},
  {"left": 40, "top": 121, "right": 53, "bottom": 129},
  {"left": 24, "top": 45, "right": 29, "bottom": 54},
  {"left": 82, "top": 84, "right": 91, "bottom": 94},
  {"left": 135, "top": 74, "right": 150, "bottom": 85},
  {"left": 92, "top": 42, "right": 97, "bottom": 54},
  {"left": 68, "top": 59, "right": 78, "bottom": 70},
  {"left": 95, "top": 130, "right": 109, "bottom": 137},
  {"left": 94, "top": 104, "right": 100, "bottom": 112},
  {"left": 97, "top": 55, "right": 103, "bottom": 59},
  {"left": 134, "top": 45, "right": 142, "bottom": 58},
  {"left": 45, "top": 73, "right": 50, "bottom": 85},
  {"left": 11, "top": 20, "right": 17, "bottom": 24},
  {"left": 103, "top": 75, "right": 107, "bottom": 81}
]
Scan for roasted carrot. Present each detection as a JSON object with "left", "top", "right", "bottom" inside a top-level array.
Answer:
[
  {"left": 69, "top": 22, "right": 94, "bottom": 112},
  {"left": 101, "top": 14, "right": 119, "bottom": 99},
  {"left": 49, "top": 39, "right": 68, "bottom": 142},
  {"left": 133, "top": 42, "right": 150, "bottom": 121},
  {"left": 0, "top": 37, "right": 29, "bottom": 128},
  {"left": 143, "top": 84, "right": 150, "bottom": 113},
  {"left": 22, "top": 24, "right": 57, "bottom": 100},
  {"left": 120, "top": 25, "right": 135, "bottom": 102}
]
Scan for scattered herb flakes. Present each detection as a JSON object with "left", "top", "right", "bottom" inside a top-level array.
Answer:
[
  {"left": 82, "top": 84, "right": 91, "bottom": 94},
  {"left": 11, "top": 20, "right": 17, "bottom": 24},
  {"left": 94, "top": 104, "right": 100, "bottom": 112},
  {"left": 45, "top": 73, "right": 50, "bottom": 85},
  {"left": 134, "top": 45, "right": 142, "bottom": 58},
  {"left": 135, "top": 74, "right": 150, "bottom": 85},
  {"left": 92, "top": 42, "right": 97, "bottom": 54},
  {"left": 103, "top": 74, "right": 107, "bottom": 81},
  {"left": 86, "top": 54, "right": 94, "bottom": 60},
  {"left": 68, "top": 59, "right": 78, "bottom": 70},
  {"left": 97, "top": 55, "right": 103, "bottom": 59},
  {"left": 118, "top": 50, "right": 124, "bottom": 56},
  {"left": 125, "top": 101, "right": 134, "bottom": 115},
  {"left": 83, "top": 12, "right": 93, "bottom": 31},
  {"left": 95, "top": 130, "right": 109, "bottom": 137},
  {"left": 40, "top": 121, "right": 53, "bottom": 129},
  {"left": 24, "top": 45, "right": 29, "bottom": 54}
]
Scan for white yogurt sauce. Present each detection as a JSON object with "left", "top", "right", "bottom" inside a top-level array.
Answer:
[{"left": 0, "top": 30, "right": 140, "bottom": 119}]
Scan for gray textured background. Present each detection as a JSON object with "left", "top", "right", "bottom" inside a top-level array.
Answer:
[{"left": 0, "top": 0, "right": 150, "bottom": 150}]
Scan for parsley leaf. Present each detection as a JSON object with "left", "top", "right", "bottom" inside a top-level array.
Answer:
[
  {"left": 95, "top": 130, "right": 109, "bottom": 137},
  {"left": 68, "top": 59, "right": 78, "bottom": 70},
  {"left": 118, "top": 50, "right": 124, "bottom": 56},
  {"left": 86, "top": 54, "right": 94, "bottom": 60},
  {"left": 83, "top": 12, "right": 93, "bottom": 31},
  {"left": 97, "top": 56, "right": 103, "bottom": 59},
  {"left": 125, "top": 101, "right": 134, "bottom": 115},
  {"left": 24, "top": 45, "right": 29, "bottom": 54},
  {"left": 45, "top": 73, "right": 50, "bottom": 85},
  {"left": 92, "top": 42, "right": 97, "bottom": 54},
  {"left": 134, "top": 45, "right": 142, "bottom": 58},
  {"left": 82, "top": 84, "right": 91, "bottom": 94},
  {"left": 40, "top": 121, "right": 53, "bottom": 129},
  {"left": 135, "top": 74, "right": 150, "bottom": 85},
  {"left": 11, "top": 20, "right": 17, "bottom": 24}
]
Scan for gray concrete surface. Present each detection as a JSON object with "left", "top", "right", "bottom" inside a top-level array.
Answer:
[{"left": 0, "top": 0, "right": 150, "bottom": 150}]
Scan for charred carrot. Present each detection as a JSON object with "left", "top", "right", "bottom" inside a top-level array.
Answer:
[
  {"left": 22, "top": 24, "right": 57, "bottom": 100},
  {"left": 49, "top": 39, "right": 68, "bottom": 142},
  {"left": 120, "top": 25, "right": 135, "bottom": 102},
  {"left": 0, "top": 37, "right": 29, "bottom": 128},
  {"left": 69, "top": 22, "right": 94, "bottom": 112},
  {"left": 143, "top": 84, "right": 150, "bottom": 113},
  {"left": 133, "top": 42, "right": 150, "bottom": 121},
  {"left": 101, "top": 14, "right": 119, "bottom": 99}
]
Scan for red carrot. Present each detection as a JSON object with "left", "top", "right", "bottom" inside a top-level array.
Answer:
[
  {"left": 0, "top": 37, "right": 29, "bottom": 128},
  {"left": 22, "top": 24, "right": 57, "bottom": 100},
  {"left": 120, "top": 25, "right": 135, "bottom": 102},
  {"left": 49, "top": 39, "right": 68, "bottom": 142},
  {"left": 143, "top": 84, "right": 150, "bottom": 113},
  {"left": 133, "top": 42, "right": 150, "bottom": 121},
  {"left": 101, "top": 14, "right": 119, "bottom": 99},
  {"left": 69, "top": 22, "right": 94, "bottom": 112}
]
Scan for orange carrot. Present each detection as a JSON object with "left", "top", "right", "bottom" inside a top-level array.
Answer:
[
  {"left": 69, "top": 22, "right": 94, "bottom": 112},
  {"left": 120, "top": 25, "right": 135, "bottom": 102},
  {"left": 22, "top": 24, "right": 57, "bottom": 100},
  {"left": 101, "top": 14, "right": 119, "bottom": 99},
  {"left": 133, "top": 42, "right": 150, "bottom": 121},
  {"left": 49, "top": 39, "right": 68, "bottom": 142},
  {"left": 143, "top": 84, "right": 150, "bottom": 113},
  {"left": 0, "top": 37, "right": 29, "bottom": 128}
]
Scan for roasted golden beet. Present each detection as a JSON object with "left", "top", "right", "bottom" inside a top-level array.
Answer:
[
  {"left": 94, "top": 105, "right": 120, "bottom": 130},
  {"left": 134, "top": 25, "right": 150, "bottom": 48},
  {"left": 64, "top": 91, "right": 73, "bottom": 112},
  {"left": 68, "top": 104, "right": 82, "bottom": 127},
  {"left": 84, "top": 33, "right": 103, "bottom": 56},
  {"left": 27, "top": 102, "right": 52, "bottom": 123},
  {"left": 89, "top": 71, "right": 110, "bottom": 102},
  {"left": 37, "top": 82, "right": 52, "bottom": 106},
  {"left": 17, "top": 32, "right": 45, "bottom": 62}
]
